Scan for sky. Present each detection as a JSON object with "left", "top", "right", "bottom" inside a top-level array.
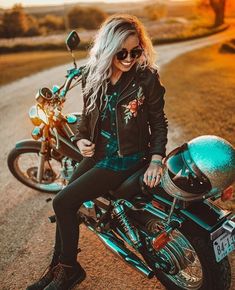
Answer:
[
  {"left": 0, "top": 0, "right": 144, "bottom": 9},
  {"left": 0, "top": 0, "right": 188, "bottom": 9}
]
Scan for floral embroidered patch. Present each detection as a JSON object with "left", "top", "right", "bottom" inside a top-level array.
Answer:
[{"left": 122, "top": 86, "right": 145, "bottom": 124}]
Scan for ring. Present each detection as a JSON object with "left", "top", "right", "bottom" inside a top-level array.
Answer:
[{"left": 148, "top": 176, "right": 153, "bottom": 180}]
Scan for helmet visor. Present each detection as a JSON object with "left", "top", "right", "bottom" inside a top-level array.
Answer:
[{"left": 165, "top": 144, "right": 212, "bottom": 195}]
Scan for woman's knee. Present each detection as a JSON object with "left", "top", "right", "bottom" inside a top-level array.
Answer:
[
  {"left": 52, "top": 187, "right": 82, "bottom": 215},
  {"left": 52, "top": 189, "right": 68, "bottom": 214}
]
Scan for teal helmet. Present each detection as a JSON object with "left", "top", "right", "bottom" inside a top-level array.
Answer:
[{"left": 161, "top": 135, "right": 235, "bottom": 201}]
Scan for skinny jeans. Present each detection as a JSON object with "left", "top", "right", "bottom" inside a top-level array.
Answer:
[{"left": 52, "top": 157, "right": 144, "bottom": 266}]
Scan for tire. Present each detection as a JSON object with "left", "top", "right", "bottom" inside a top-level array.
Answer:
[
  {"left": 155, "top": 224, "right": 231, "bottom": 290},
  {"left": 7, "top": 144, "right": 65, "bottom": 193}
]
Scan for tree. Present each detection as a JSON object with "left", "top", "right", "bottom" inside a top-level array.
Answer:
[
  {"left": 67, "top": 6, "right": 107, "bottom": 30},
  {"left": 25, "top": 15, "right": 40, "bottom": 36},
  {"left": 2, "top": 4, "right": 29, "bottom": 38},
  {"left": 144, "top": 3, "right": 167, "bottom": 21},
  {"left": 210, "top": 0, "right": 226, "bottom": 26},
  {"left": 198, "top": 0, "right": 227, "bottom": 27},
  {"left": 39, "top": 14, "right": 65, "bottom": 32}
]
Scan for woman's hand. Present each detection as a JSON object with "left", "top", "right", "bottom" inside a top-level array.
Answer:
[
  {"left": 143, "top": 158, "right": 163, "bottom": 188},
  {"left": 77, "top": 139, "right": 95, "bottom": 157}
]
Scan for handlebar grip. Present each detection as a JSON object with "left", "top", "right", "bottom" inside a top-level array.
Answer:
[
  {"left": 61, "top": 122, "right": 74, "bottom": 140},
  {"left": 59, "top": 67, "right": 83, "bottom": 99}
]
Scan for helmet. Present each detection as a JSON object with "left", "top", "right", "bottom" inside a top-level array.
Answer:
[{"left": 161, "top": 135, "right": 235, "bottom": 201}]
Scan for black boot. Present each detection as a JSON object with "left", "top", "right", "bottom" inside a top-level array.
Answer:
[
  {"left": 26, "top": 251, "right": 60, "bottom": 290},
  {"left": 44, "top": 262, "right": 86, "bottom": 290}
]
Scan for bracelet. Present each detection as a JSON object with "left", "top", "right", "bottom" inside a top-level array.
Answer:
[{"left": 150, "top": 159, "right": 163, "bottom": 167}]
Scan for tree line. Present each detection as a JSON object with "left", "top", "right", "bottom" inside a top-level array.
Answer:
[
  {"left": 0, "top": 3, "right": 168, "bottom": 39},
  {"left": 0, "top": 4, "right": 107, "bottom": 38},
  {"left": 0, "top": 1, "right": 231, "bottom": 39}
]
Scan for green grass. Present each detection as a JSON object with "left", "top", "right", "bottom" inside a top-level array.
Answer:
[{"left": 0, "top": 50, "right": 87, "bottom": 86}]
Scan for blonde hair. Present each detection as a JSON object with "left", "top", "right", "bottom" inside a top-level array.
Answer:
[{"left": 83, "top": 14, "right": 157, "bottom": 113}]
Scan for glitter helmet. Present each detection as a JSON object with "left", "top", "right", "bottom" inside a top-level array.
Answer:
[{"left": 161, "top": 135, "right": 235, "bottom": 201}]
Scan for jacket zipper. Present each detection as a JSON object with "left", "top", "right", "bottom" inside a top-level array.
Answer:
[
  {"left": 93, "top": 86, "right": 138, "bottom": 151},
  {"left": 91, "top": 111, "right": 99, "bottom": 143},
  {"left": 116, "top": 78, "right": 139, "bottom": 156},
  {"left": 115, "top": 103, "right": 122, "bottom": 157}
]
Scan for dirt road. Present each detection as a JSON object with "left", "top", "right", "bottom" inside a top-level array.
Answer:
[{"left": 0, "top": 26, "right": 235, "bottom": 289}]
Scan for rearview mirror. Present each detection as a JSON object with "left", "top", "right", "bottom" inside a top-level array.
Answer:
[{"left": 66, "top": 30, "right": 80, "bottom": 51}]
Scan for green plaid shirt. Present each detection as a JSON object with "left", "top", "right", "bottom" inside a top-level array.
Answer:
[{"left": 94, "top": 84, "right": 144, "bottom": 172}]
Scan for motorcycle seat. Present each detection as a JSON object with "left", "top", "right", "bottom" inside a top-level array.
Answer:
[{"left": 109, "top": 164, "right": 148, "bottom": 200}]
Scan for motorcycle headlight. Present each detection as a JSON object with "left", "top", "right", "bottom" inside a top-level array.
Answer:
[{"left": 29, "top": 105, "right": 49, "bottom": 125}]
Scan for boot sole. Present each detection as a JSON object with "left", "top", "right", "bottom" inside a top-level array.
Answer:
[{"left": 67, "top": 271, "right": 86, "bottom": 290}]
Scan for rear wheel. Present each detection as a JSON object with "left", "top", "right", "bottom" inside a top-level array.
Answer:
[
  {"left": 154, "top": 225, "right": 231, "bottom": 290},
  {"left": 7, "top": 146, "right": 65, "bottom": 193}
]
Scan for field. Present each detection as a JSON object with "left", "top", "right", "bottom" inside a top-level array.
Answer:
[
  {"left": 0, "top": 50, "right": 87, "bottom": 86},
  {"left": 161, "top": 43, "right": 235, "bottom": 209}
]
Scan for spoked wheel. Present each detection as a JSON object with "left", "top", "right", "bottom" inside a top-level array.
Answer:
[
  {"left": 153, "top": 223, "right": 231, "bottom": 290},
  {"left": 8, "top": 146, "right": 65, "bottom": 193},
  {"left": 158, "top": 230, "right": 203, "bottom": 289}
]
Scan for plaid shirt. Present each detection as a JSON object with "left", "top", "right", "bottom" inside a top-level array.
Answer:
[{"left": 94, "top": 82, "right": 144, "bottom": 171}]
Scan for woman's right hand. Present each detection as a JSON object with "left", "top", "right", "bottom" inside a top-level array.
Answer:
[{"left": 77, "top": 139, "right": 95, "bottom": 157}]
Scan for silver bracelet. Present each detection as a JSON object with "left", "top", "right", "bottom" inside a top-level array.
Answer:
[{"left": 150, "top": 159, "right": 163, "bottom": 167}]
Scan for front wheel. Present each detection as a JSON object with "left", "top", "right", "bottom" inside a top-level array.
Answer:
[
  {"left": 7, "top": 143, "right": 66, "bottom": 193},
  {"left": 155, "top": 225, "right": 231, "bottom": 290}
]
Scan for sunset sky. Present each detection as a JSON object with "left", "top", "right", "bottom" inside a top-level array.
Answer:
[
  {"left": 0, "top": 0, "right": 189, "bottom": 9},
  {"left": 1, "top": 0, "right": 142, "bottom": 8}
]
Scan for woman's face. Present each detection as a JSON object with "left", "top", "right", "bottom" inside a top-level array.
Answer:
[{"left": 112, "top": 34, "right": 141, "bottom": 73}]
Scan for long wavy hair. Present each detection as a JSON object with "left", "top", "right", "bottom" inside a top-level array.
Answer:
[{"left": 83, "top": 14, "right": 157, "bottom": 114}]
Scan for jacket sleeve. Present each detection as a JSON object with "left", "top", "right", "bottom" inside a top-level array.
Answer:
[
  {"left": 73, "top": 67, "right": 90, "bottom": 142},
  {"left": 147, "top": 71, "right": 168, "bottom": 157},
  {"left": 73, "top": 105, "right": 90, "bottom": 142}
]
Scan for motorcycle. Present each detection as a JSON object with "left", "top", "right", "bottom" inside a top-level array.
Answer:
[
  {"left": 8, "top": 31, "right": 235, "bottom": 290},
  {"left": 73, "top": 134, "right": 235, "bottom": 290},
  {"left": 7, "top": 31, "right": 84, "bottom": 193}
]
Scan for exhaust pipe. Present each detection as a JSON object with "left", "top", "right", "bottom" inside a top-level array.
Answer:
[{"left": 91, "top": 229, "right": 154, "bottom": 279}]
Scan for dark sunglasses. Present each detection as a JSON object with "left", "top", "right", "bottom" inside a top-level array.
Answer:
[{"left": 116, "top": 47, "right": 143, "bottom": 61}]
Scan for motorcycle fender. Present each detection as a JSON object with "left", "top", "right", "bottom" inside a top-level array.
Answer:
[
  {"left": 153, "top": 193, "right": 231, "bottom": 233},
  {"left": 179, "top": 200, "right": 231, "bottom": 232},
  {"left": 15, "top": 139, "right": 42, "bottom": 150},
  {"left": 15, "top": 139, "right": 82, "bottom": 163}
]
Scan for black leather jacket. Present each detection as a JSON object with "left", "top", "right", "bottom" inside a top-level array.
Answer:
[{"left": 74, "top": 65, "right": 168, "bottom": 157}]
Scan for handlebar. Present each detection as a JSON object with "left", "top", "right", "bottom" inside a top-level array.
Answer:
[
  {"left": 52, "top": 127, "right": 60, "bottom": 149},
  {"left": 59, "top": 67, "right": 83, "bottom": 100}
]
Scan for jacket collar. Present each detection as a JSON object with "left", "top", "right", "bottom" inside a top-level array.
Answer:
[
  {"left": 117, "top": 64, "right": 144, "bottom": 104},
  {"left": 91, "top": 64, "right": 144, "bottom": 109}
]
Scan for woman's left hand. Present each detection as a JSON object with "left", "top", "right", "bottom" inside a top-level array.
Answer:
[{"left": 143, "top": 162, "right": 162, "bottom": 188}]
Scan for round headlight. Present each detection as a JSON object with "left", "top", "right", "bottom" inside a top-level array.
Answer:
[{"left": 29, "top": 105, "right": 49, "bottom": 126}]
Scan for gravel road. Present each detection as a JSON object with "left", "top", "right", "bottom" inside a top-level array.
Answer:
[{"left": 0, "top": 26, "right": 235, "bottom": 290}]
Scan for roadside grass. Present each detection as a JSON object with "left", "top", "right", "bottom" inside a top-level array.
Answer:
[
  {"left": 151, "top": 21, "right": 228, "bottom": 45},
  {"left": 0, "top": 50, "right": 87, "bottom": 86},
  {"left": 161, "top": 43, "right": 235, "bottom": 210}
]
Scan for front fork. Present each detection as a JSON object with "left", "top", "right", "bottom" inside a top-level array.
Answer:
[{"left": 36, "top": 126, "right": 49, "bottom": 182}]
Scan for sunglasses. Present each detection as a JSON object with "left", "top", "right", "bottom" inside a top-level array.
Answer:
[{"left": 116, "top": 47, "right": 143, "bottom": 61}]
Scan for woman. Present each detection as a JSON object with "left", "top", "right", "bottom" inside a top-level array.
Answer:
[{"left": 27, "top": 14, "right": 168, "bottom": 290}]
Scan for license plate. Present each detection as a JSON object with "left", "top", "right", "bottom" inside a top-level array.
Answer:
[{"left": 213, "top": 232, "right": 235, "bottom": 262}]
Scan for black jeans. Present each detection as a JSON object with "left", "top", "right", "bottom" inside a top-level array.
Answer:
[{"left": 52, "top": 157, "right": 144, "bottom": 266}]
